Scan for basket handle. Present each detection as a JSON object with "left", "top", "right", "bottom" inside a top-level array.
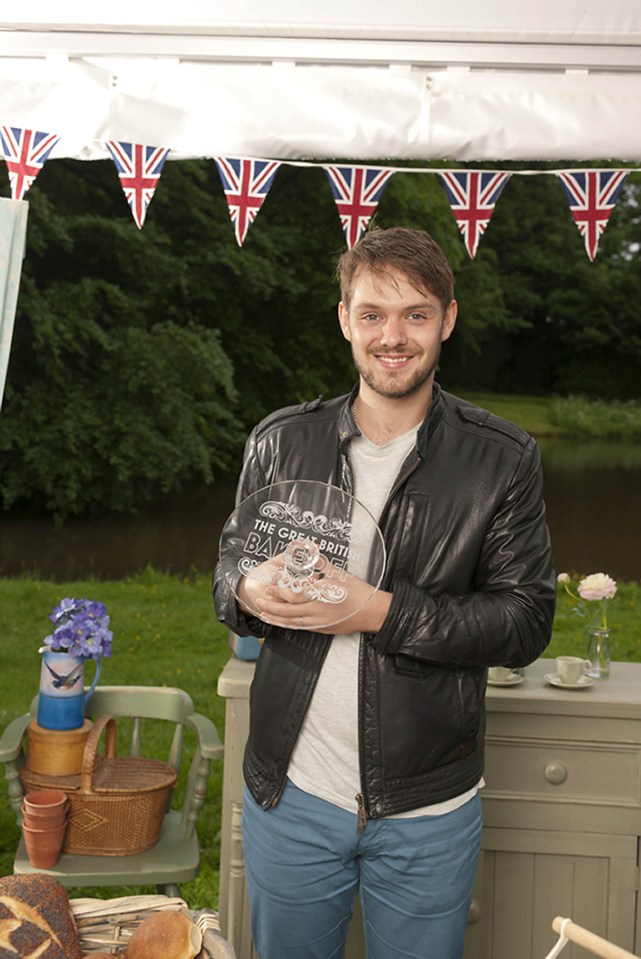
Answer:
[{"left": 80, "top": 715, "right": 117, "bottom": 792}]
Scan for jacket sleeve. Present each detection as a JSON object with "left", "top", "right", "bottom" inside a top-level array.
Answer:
[
  {"left": 212, "top": 428, "right": 276, "bottom": 639},
  {"left": 369, "top": 438, "right": 556, "bottom": 668}
]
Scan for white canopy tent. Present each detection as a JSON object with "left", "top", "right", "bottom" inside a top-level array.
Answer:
[{"left": 1, "top": 0, "right": 641, "bottom": 163}]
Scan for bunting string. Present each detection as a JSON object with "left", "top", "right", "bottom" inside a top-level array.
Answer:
[{"left": 1, "top": 123, "right": 640, "bottom": 259}]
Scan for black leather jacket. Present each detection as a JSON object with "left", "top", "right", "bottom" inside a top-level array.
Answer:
[{"left": 213, "top": 385, "right": 555, "bottom": 819}]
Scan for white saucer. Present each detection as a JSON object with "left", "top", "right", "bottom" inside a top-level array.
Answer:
[
  {"left": 544, "top": 672, "right": 596, "bottom": 690},
  {"left": 487, "top": 673, "right": 524, "bottom": 687}
]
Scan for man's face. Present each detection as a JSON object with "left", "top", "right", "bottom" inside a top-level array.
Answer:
[{"left": 338, "top": 266, "right": 457, "bottom": 401}]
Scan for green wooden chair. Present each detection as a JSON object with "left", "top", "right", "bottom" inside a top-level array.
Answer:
[{"left": 0, "top": 685, "right": 223, "bottom": 897}]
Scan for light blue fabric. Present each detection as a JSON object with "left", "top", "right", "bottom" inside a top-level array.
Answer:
[
  {"left": 0, "top": 197, "right": 28, "bottom": 411},
  {"left": 243, "top": 779, "right": 482, "bottom": 959}
]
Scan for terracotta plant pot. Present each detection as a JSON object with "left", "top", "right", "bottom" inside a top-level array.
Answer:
[
  {"left": 23, "top": 789, "right": 68, "bottom": 818},
  {"left": 21, "top": 802, "right": 67, "bottom": 831},
  {"left": 22, "top": 821, "right": 67, "bottom": 868}
]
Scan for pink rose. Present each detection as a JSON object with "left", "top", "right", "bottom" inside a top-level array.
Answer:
[{"left": 578, "top": 573, "right": 618, "bottom": 602}]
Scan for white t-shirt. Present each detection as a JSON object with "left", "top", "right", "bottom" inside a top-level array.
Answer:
[{"left": 288, "top": 426, "right": 481, "bottom": 817}]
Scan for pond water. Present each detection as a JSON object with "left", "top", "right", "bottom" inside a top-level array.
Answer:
[{"left": 0, "top": 439, "right": 639, "bottom": 582}]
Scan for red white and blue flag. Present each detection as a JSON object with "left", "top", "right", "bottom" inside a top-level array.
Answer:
[
  {"left": 557, "top": 170, "right": 628, "bottom": 261},
  {"left": 440, "top": 171, "right": 511, "bottom": 259},
  {"left": 105, "top": 141, "right": 170, "bottom": 229},
  {"left": 214, "top": 157, "right": 281, "bottom": 246},
  {"left": 0, "top": 126, "right": 60, "bottom": 201},
  {"left": 324, "top": 166, "right": 395, "bottom": 248}
]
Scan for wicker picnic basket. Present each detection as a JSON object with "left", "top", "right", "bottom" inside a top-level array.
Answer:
[{"left": 21, "top": 714, "right": 177, "bottom": 856}]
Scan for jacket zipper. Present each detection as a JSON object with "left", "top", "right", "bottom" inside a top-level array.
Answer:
[
  {"left": 355, "top": 793, "right": 367, "bottom": 834},
  {"left": 268, "top": 777, "right": 287, "bottom": 809},
  {"left": 380, "top": 452, "right": 421, "bottom": 523}
]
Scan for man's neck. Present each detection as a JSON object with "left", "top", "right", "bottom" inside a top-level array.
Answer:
[{"left": 353, "top": 383, "right": 433, "bottom": 446}]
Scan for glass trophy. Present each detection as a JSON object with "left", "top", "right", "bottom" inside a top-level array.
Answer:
[{"left": 218, "top": 479, "right": 386, "bottom": 630}]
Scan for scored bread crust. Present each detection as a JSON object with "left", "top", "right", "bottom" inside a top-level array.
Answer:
[
  {"left": 126, "top": 910, "right": 202, "bottom": 959},
  {"left": 0, "top": 873, "right": 83, "bottom": 959}
]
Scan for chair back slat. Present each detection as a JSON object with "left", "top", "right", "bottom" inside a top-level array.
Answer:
[
  {"left": 129, "top": 716, "right": 142, "bottom": 757},
  {"left": 168, "top": 725, "right": 184, "bottom": 773}
]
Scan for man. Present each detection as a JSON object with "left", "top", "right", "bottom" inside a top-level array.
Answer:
[{"left": 213, "top": 227, "right": 555, "bottom": 959}]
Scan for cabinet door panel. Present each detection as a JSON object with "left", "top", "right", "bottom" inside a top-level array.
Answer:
[{"left": 464, "top": 832, "right": 637, "bottom": 959}]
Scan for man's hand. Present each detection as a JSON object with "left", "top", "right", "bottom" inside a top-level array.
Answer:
[
  {"left": 244, "top": 556, "right": 391, "bottom": 635},
  {"left": 237, "top": 554, "right": 288, "bottom": 615}
]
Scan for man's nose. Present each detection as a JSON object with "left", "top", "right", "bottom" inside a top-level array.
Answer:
[{"left": 379, "top": 318, "right": 406, "bottom": 347}]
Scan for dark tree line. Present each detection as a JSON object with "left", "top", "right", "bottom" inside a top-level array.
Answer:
[{"left": 0, "top": 158, "right": 639, "bottom": 518}]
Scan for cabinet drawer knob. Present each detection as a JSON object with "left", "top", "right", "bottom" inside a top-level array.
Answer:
[{"left": 545, "top": 762, "right": 567, "bottom": 784}]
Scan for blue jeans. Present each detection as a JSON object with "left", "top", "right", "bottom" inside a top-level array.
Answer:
[{"left": 242, "top": 780, "right": 482, "bottom": 959}]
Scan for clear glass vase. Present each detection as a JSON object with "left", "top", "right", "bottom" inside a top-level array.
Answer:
[{"left": 585, "top": 627, "right": 611, "bottom": 679}]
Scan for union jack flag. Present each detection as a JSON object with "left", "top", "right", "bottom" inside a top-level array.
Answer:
[
  {"left": 324, "top": 166, "right": 395, "bottom": 248},
  {"left": 214, "top": 157, "right": 281, "bottom": 246},
  {"left": 0, "top": 126, "right": 60, "bottom": 201},
  {"left": 105, "top": 141, "right": 170, "bottom": 229},
  {"left": 557, "top": 170, "right": 628, "bottom": 261},
  {"left": 440, "top": 171, "right": 511, "bottom": 259}
]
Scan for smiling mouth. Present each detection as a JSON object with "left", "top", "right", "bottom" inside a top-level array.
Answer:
[{"left": 374, "top": 354, "right": 414, "bottom": 369}]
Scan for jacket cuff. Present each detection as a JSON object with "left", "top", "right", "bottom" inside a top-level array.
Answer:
[{"left": 368, "top": 578, "right": 433, "bottom": 655}]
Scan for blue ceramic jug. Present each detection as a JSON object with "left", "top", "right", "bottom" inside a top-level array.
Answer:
[{"left": 37, "top": 649, "right": 102, "bottom": 730}]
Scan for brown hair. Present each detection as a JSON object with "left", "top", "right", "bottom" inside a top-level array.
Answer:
[{"left": 335, "top": 227, "right": 455, "bottom": 312}]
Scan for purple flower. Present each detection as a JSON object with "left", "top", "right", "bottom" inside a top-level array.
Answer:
[{"left": 43, "top": 598, "right": 113, "bottom": 659}]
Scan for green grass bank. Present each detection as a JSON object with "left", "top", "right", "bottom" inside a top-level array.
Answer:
[{"left": 455, "top": 391, "right": 641, "bottom": 440}]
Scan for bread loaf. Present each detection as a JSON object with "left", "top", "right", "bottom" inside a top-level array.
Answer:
[
  {"left": 125, "top": 910, "right": 201, "bottom": 959},
  {"left": 0, "top": 873, "right": 83, "bottom": 958}
]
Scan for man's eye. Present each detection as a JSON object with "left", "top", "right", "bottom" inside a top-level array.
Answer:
[
  {"left": 408, "top": 313, "right": 427, "bottom": 322},
  {"left": 363, "top": 314, "right": 380, "bottom": 322}
]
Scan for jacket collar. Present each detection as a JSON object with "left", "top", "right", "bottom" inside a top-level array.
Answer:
[{"left": 339, "top": 382, "right": 444, "bottom": 457}]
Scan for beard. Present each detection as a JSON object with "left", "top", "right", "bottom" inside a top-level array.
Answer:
[{"left": 352, "top": 346, "right": 442, "bottom": 400}]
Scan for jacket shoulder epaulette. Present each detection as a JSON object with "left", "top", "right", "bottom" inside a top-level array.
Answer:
[
  {"left": 253, "top": 395, "right": 328, "bottom": 439},
  {"left": 442, "top": 391, "right": 532, "bottom": 449}
]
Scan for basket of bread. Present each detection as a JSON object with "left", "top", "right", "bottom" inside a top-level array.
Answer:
[{"left": 0, "top": 874, "right": 236, "bottom": 958}]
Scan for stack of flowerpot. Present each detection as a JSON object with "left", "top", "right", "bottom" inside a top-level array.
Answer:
[{"left": 21, "top": 789, "right": 68, "bottom": 868}]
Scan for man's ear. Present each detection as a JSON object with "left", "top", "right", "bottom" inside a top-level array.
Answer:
[
  {"left": 441, "top": 300, "right": 458, "bottom": 343},
  {"left": 338, "top": 302, "right": 352, "bottom": 342}
]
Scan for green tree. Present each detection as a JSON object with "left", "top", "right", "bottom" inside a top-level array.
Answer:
[
  {"left": 478, "top": 169, "right": 641, "bottom": 399},
  {"left": 0, "top": 161, "right": 243, "bottom": 517}
]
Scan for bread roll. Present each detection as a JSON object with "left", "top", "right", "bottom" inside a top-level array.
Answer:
[
  {"left": 126, "top": 910, "right": 202, "bottom": 959},
  {"left": 0, "top": 873, "right": 83, "bottom": 958}
]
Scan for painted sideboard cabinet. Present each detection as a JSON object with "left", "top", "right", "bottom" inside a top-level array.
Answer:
[{"left": 217, "top": 658, "right": 641, "bottom": 959}]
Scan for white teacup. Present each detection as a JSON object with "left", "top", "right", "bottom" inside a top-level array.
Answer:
[
  {"left": 556, "top": 655, "right": 591, "bottom": 684},
  {"left": 488, "top": 666, "right": 514, "bottom": 683}
]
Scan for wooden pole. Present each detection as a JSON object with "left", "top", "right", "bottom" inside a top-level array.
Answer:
[{"left": 552, "top": 917, "right": 639, "bottom": 959}]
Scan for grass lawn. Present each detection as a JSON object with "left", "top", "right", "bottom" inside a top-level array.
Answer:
[{"left": 1, "top": 569, "right": 639, "bottom": 910}]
